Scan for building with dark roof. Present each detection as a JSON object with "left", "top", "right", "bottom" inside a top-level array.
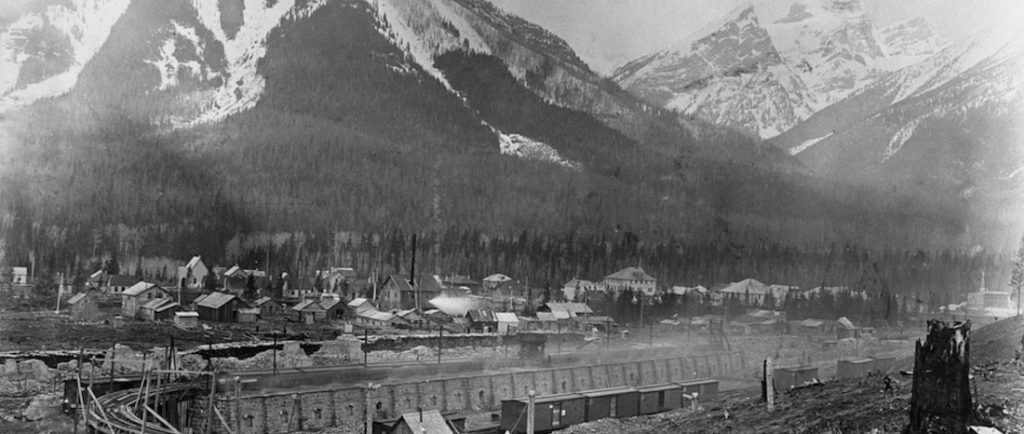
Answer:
[{"left": 196, "top": 291, "right": 247, "bottom": 322}]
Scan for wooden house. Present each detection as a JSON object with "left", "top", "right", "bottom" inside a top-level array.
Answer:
[
  {"left": 466, "top": 310, "right": 498, "bottom": 333},
  {"left": 177, "top": 256, "right": 209, "bottom": 290},
  {"left": 386, "top": 409, "right": 454, "bottom": 434},
  {"left": 196, "top": 291, "right": 247, "bottom": 322},
  {"left": 293, "top": 299, "right": 326, "bottom": 324},
  {"left": 140, "top": 298, "right": 179, "bottom": 321},
  {"left": 121, "top": 282, "right": 170, "bottom": 319},
  {"left": 68, "top": 292, "right": 100, "bottom": 322},
  {"left": 255, "top": 296, "right": 283, "bottom": 315},
  {"left": 320, "top": 298, "right": 346, "bottom": 320}
]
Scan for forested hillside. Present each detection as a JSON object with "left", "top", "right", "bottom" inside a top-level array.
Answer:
[{"left": 0, "top": 0, "right": 1011, "bottom": 307}]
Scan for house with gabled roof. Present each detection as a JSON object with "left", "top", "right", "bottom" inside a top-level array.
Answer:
[
  {"left": 140, "top": 298, "right": 179, "bottom": 322},
  {"left": 68, "top": 292, "right": 100, "bottom": 322},
  {"left": 602, "top": 267, "right": 657, "bottom": 296},
  {"left": 293, "top": 299, "right": 326, "bottom": 324},
  {"left": 196, "top": 291, "right": 247, "bottom": 322},
  {"left": 177, "top": 256, "right": 209, "bottom": 290},
  {"left": 255, "top": 296, "right": 283, "bottom": 315},
  {"left": 466, "top": 310, "right": 498, "bottom": 333},
  {"left": 380, "top": 274, "right": 414, "bottom": 311},
  {"left": 122, "top": 282, "right": 170, "bottom": 318},
  {"left": 320, "top": 298, "right": 346, "bottom": 320}
]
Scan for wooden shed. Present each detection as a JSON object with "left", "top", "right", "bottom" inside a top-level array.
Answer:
[
  {"left": 500, "top": 393, "right": 586, "bottom": 434},
  {"left": 580, "top": 387, "right": 639, "bottom": 420},
  {"left": 196, "top": 291, "right": 247, "bottom": 322},
  {"left": 68, "top": 292, "right": 100, "bottom": 322},
  {"left": 636, "top": 383, "right": 682, "bottom": 414},
  {"left": 174, "top": 311, "right": 199, "bottom": 329}
]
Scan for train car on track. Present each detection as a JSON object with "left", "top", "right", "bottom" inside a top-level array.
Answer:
[
  {"left": 580, "top": 386, "right": 640, "bottom": 420},
  {"left": 676, "top": 377, "right": 719, "bottom": 399},
  {"left": 500, "top": 392, "right": 587, "bottom": 433},
  {"left": 500, "top": 379, "right": 720, "bottom": 433}
]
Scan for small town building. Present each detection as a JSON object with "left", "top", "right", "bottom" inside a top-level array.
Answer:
[
  {"left": 237, "top": 307, "right": 261, "bottom": 323},
  {"left": 394, "top": 309, "right": 427, "bottom": 328},
  {"left": 89, "top": 272, "right": 139, "bottom": 294},
  {"left": 535, "top": 312, "right": 559, "bottom": 331},
  {"left": 561, "top": 279, "right": 600, "bottom": 302},
  {"left": 220, "top": 265, "right": 252, "bottom": 294},
  {"left": 836, "top": 316, "right": 859, "bottom": 339},
  {"left": 966, "top": 287, "right": 1013, "bottom": 312},
  {"left": 196, "top": 291, "right": 247, "bottom": 322},
  {"left": 348, "top": 298, "right": 376, "bottom": 317},
  {"left": 423, "top": 308, "right": 450, "bottom": 324},
  {"left": 255, "top": 297, "right": 284, "bottom": 315},
  {"left": 320, "top": 298, "right": 346, "bottom": 320},
  {"left": 292, "top": 299, "right": 326, "bottom": 324},
  {"left": 68, "top": 292, "right": 100, "bottom": 322},
  {"left": 602, "top": 267, "right": 657, "bottom": 296},
  {"left": 379, "top": 275, "right": 414, "bottom": 311},
  {"left": 174, "top": 311, "right": 199, "bottom": 329},
  {"left": 386, "top": 409, "right": 454, "bottom": 434},
  {"left": 358, "top": 310, "right": 406, "bottom": 328},
  {"left": 12, "top": 267, "right": 29, "bottom": 285},
  {"left": 466, "top": 310, "right": 497, "bottom": 333},
  {"left": 176, "top": 256, "right": 209, "bottom": 290},
  {"left": 542, "top": 302, "right": 594, "bottom": 318},
  {"left": 482, "top": 274, "right": 513, "bottom": 291},
  {"left": 495, "top": 312, "right": 520, "bottom": 334},
  {"left": 323, "top": 267, "right": 358, "bottom": 295},
  {"left": 122, "top": 282, "right": 170, "bottom": 318},
  {"left": 139, "top": 298, "right": 179, "bottom": 321}
]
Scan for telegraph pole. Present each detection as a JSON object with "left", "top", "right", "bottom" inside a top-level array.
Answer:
[{"left": 526, "top": 389, "right": 536, "bottom": 434}]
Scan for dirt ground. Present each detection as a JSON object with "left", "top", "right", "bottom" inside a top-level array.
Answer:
[{"left": 562, "top": 317, "right": 1024, "bottom": 434}]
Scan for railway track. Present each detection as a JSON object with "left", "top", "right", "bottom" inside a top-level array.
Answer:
[{"left": 86, "top": 382, "right": 198, "bottom": 433}]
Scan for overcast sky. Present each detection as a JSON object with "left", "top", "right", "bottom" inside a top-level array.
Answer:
[{"left": 490, "top": 0, "right": 1024, "bottom": 74}]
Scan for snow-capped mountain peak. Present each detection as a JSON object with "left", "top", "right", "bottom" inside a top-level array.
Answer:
[{"left": 613, "top": 0, "right": 950, "bottom": 139}]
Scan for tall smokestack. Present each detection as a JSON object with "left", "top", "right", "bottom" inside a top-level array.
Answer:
[{"left": 411, "top": 234, "right": 418, "bottom": 312}]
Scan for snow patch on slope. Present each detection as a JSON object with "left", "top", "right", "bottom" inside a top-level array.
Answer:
[
  {"left": 144, "top": 21, "right": 212, "bottom": 91},
  {"left": 185, "top": 0, "right": 329, "bottom": 125},
  {"left": 374, "top": 0, "right": 492, "bottom": 90},
  {"left": 882, "top": 119, "right": 917, "bottom": 162},
  {"left": 499, "top": 132, "right": 580, "bottom": 170},
  {"left": 0, "top": 0, "right": 132, "bottom": 112},
  {"left": 789, "top": 131, "right": 833, "bottom": 155}
]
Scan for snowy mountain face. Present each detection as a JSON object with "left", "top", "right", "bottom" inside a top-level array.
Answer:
[
  {"left": 612, "top": 0, "right": 947, "bottom": 139},
  {"left": 0, "top": 0, "right": 133, "bottom": 112},
  {"left": 778, "top": 31, "right": 1024, "bottom": 207}
]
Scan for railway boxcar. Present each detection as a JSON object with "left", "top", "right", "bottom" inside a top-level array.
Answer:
[
  {"left": 676, "top": 378, "right": 719, "bottom": 400},
  {"left": 636, "top": 383, "right": 682, "bottom": 414},
  {"left": 774, "top": 366, "right": 818, "bottom": 390},
  {"left": 580, "top": 387, "right": 639, "bottom": 421},
  {"left": 500, "top": 392, "right": 586, "bottom": 433}
]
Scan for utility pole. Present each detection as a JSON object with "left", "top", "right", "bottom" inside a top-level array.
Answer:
[
  {"left": 55, "top": 272, "right": 63, "bottom": 314},
  {"left": 364, "top": 383, "right": 380, "bottom": 434},
  {"left": 437, "top": 325, "right": 443, "bottom": 364},
  {"left": 526, "top": 389, "right": 536, "bottom": 434},
  {"left": 234, "top": 377, "right": 242, "bottom": 434}
]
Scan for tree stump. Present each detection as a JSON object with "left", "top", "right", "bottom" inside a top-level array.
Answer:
[{"left": 905, "top": 320, "right": 972, "bottom": 434}]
